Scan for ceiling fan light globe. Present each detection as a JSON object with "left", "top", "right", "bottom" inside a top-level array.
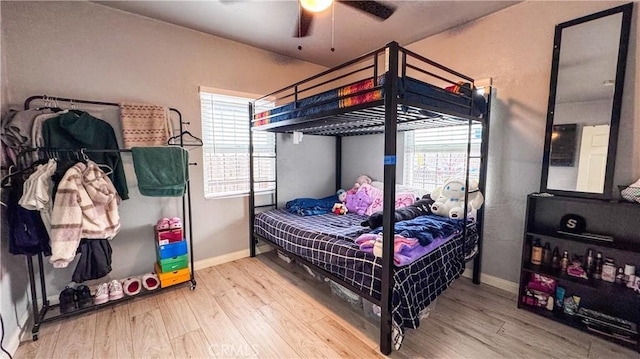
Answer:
[{"left": 300, "top": 0, "right": 332, "bottom": 13}]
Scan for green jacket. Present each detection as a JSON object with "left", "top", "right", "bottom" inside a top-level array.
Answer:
[{"left": 42, "top": 111, "right": 129, "bottom": 200}]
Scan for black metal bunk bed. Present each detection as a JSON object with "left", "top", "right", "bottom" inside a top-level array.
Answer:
[
  {"left": 10, "top": 95, "right": 198, "bottom": 341},
  {"left": 248, "top": 41, "right": 491, "bottom": 354}
]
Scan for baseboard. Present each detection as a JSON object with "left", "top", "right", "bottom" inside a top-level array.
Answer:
[
  {"left": 462, "top": 268, "right": 519, "bottom": 294},
  {"left": 193, "top": 245, "right": 273, "bottom": 271},
  {"left": 194, "top": 249, "right": 520, "bottom": 294},
  {"left": 6, "top": 308, "right": 31, "bottom": 354}
]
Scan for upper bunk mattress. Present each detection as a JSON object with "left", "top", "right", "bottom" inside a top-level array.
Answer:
[
  {"left": 252, "top": 76, "right": 487, "bottom": 128},
  {"left": 254, "top": 209, "right": 476, "bottom": 332}
]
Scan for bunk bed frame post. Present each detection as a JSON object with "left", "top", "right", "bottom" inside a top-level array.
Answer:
[
  {"left": 463, "top": 116, "right": 472, "bottom": 273},
  {"left": 335, "top": 136, "right": 342, "bottom": 191},
  {"left": 380, "top": 41, "right": 400, "bottom": 355},
  {"left": 473, "top": 86, "right": 492, "bottom": 284},
  {"left": 249, "top": 102, "right": 257, "bottom": 257}
]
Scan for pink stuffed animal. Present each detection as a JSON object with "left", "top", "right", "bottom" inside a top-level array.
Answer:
[
  {"left": 353, "top": 175, "right": 372, "bottom": 190},
  {"left": 338, "top": 175, "right": 373, "bottom": 203},
  {"left": 346, "top": 175, "right": 373, "bottom": 196}
]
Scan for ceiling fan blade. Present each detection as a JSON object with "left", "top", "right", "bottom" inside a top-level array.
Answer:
[
  {"left": 339, "top": 1, "right": 395, "bottom": 20},
  {"left": 293, "top": 7, "right": 314, "bottom": 38}
]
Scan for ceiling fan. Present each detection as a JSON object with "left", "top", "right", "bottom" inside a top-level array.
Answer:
[{"left": 295, "top": 0, "right": 396, "bottom": 38}]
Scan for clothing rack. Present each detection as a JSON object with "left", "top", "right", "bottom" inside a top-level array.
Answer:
[{"left": 18, "top": 95, "right": 197, "bottom": 341}]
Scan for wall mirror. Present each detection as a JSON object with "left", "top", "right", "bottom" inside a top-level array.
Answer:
[{"left": 540, "top": 3, "right": 632, "bottom": 199}]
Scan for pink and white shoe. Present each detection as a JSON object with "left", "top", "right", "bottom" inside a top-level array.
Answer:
[
  {"left": 108, "top": 279, "right": 124, "bottom": 301},
  {"left": 168, "top": 217, "right": 182, "bottom": 230},
  {"left": 122, "top": 277, "right": 141, "bottom": 296},
  {"left": 142, "top": 273, "right": 160, "bottom": 291},
  {"left": 94, "top": 283, "right": 109, "bottom": 305},
  {"left": 156, "top": 218, "right": 170, "bottom": 231}
]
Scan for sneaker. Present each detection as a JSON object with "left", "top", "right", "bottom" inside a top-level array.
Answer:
[
  {"left": 108, "top": 279, "right": 124, "bottom": 301},
  {"left": 75, "top": 285, "right": 93, "bottom": 309},
  {"left": 59, "top": 287, "right": 76, "bottom": 314},
  {"left": 122, "top": 277, "right": 141, "bottom": 296},
  {"left": 94, "top": 283, "right": 109, "bottom": 305}
]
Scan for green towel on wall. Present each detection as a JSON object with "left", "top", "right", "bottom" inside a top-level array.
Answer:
[{"left": 131, "top": 147, "right": 189, "bottom": 197}]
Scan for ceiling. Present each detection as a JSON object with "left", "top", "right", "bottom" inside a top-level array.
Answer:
[{"left": 95, "top": 1, "right": 518, "bottom": 67}]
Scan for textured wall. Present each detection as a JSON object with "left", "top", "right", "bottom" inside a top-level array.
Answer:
[
  {"left": 0, "top": 0, "right": 325, "bottom": 311},
  {"left": 341, "top": 133, "right": 404, "bottom": 188},
  {"left": 1, "top": 3, "right": 31, "bottom": 353},
  {"left": 406, "top": 1, "right": 639, "bottom": 282}
]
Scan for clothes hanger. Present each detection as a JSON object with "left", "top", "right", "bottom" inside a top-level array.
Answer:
[
  {"left": 167, "top": 130, "right": 203, "bottom": 146},
  {"left": 0, "top": 165, "right": 17, "bottom": 188},
  {"left": 38, "top": 96, "right": 64, "bottom": 113},
  {"left": 0, "top": 162, "right": 44, "bottom": 188},
  {"left": 79, "top": 149, "right": 113, "bottom": 183},
  {"left": 67, "top": 99, "right": 85, "bottom": 116}
]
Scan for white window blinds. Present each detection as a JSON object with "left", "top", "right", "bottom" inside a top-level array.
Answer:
[
  {"left": 200, "top": 91, "right": 275, "bottom": 198},
  {"left": 403, "top": 124, "right": 482, "bottom": 193}
]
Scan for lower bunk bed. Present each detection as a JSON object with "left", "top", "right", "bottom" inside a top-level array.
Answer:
[{"left": 253, "top": 208, "right": 478, "bottom": 350}]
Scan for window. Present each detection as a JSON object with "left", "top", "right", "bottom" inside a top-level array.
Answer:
[
  {"left": 403, "top": 124, "right": 482, "bottom": 193},
  {"left": 200, "top": 90, "right": 275, "bottom": 198}
]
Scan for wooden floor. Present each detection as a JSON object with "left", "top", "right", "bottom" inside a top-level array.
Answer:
[{"left": 14, "top": 252, "right": 640, "bottom": 359}]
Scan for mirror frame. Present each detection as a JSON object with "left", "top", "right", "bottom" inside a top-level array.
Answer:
[{"left": 540, "top": 3, "right": 633, "bottom": 200}]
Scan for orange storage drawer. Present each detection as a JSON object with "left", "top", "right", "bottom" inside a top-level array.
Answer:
[{"left": 154, "top": 262, "right": 191, "bottom": 288}]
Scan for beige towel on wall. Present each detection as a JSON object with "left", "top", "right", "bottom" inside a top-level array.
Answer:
[{"left": 119, "top": 103, "right": 173, "bottom": 148}]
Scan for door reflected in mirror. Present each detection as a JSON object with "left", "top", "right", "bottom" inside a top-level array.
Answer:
[{"left": 541, "top": 4, "right": 632, "bottom": 199}]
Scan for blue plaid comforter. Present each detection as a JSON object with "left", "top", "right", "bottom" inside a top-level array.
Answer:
[{"left": 254, "top": 209, "right": 475, "bottom": 341}]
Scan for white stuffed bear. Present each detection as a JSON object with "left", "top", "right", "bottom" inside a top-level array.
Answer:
[{"left": 430, "top": 178, "right": 484, "bottom": 219}]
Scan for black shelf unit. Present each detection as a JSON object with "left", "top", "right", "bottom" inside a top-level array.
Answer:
[
  {"left": 17, "top": 95, "right": 198, "bottom": 341},
  {"left": 519, "top": 193, "right": 640, "bottom": 351}
]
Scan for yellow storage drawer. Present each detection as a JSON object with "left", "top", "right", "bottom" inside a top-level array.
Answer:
[{"left": 154, "top": 262, "right": 191, "bottom": 288}]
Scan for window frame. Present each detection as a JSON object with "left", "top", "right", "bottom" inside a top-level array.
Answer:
[
  {"left": 403, "top": 124, "right": 483, "bottom": 193},
  {"left": 199, "top": 86, "right": 276, "bottom": 200}
]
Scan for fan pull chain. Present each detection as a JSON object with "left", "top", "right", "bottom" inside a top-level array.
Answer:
[
  {"left": 298, "top": 1, "right": 302, "bottom": 50},
  {"left": 330, "top": 1, "right": 335, "bottom": 52}
]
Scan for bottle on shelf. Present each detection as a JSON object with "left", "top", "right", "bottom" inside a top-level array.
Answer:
[
  {"left": 584, "top": 248, "right": 594, "bottom": 276},
  {"left": 593, "top": 252, "right": 603, "bottom": 280},
  {"left": 531, "top": 239, "right": 543, "bottom": 265},
  {"left": 634, "top": 269, "right": 640, "bottom": 290},
  {"left": 615, "top": 267, "right": 625, "bottom": 285},
  {"left": 624, "top": 264, "right": 636, "bottom": 288},
  {"left": 542, "top": 242, "right": 552, "bottom": 266},
  {"left": 560, "top": 250, "right": 570, "bottom": 272},
  {"left": 602, "top": 258, "right": 616, "bottom": 283},
  {"left": 551, "top": 247, "right": 560, "bottom": 270}
]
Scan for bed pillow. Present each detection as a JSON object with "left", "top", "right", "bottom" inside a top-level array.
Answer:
[{"left": 359, "top": 184, "right": 416, "bottom": 216}]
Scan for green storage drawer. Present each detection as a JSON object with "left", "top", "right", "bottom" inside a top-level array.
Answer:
[{"left": 156, "top": 254, "right": 188, "bottom": 273}]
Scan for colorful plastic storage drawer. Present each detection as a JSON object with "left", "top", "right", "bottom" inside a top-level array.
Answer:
[
  {"left": 156, "top": 254, "right": 188, "bottom": 272},
  {"left": 156, "top": 229, "right": 183, "bottom": 245},
  {"left": 156, "top": 239, "right": 188, "bottom": 259},
  {"left": 154, "top": 262, "right": 190, "bottom": 288}
]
